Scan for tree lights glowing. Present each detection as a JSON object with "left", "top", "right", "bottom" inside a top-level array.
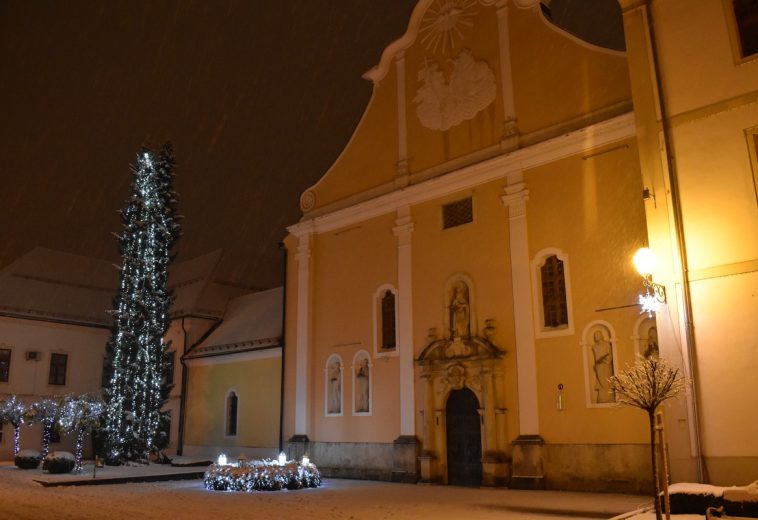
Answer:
[
  {"left": 59, "top": 394, "right": 105, "bottom": 472},
  {"left": 104, "top": 144, "right": 180, "bottom": 463},
  {"left": 29, "top": 397, "right": 62, "bottom": 459},
  {"left": 0, "top": 395, "right": 27, "bottom": 457},
  {"left": 204, "top": 456, "right": 321, "bottom": 492}
]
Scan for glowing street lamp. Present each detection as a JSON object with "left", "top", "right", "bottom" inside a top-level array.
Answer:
[{"left": 633, "top": 247, "right": 666, "bottom": 316}]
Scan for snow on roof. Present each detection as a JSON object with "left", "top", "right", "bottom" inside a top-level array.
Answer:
[
  {"left": 0, "top": 247, "right": 117, "bottom": 325},
  {"left": 168, "top": 250, "right": 222, "bottom": 317},
  {"left": 185, "top": 287, "right": 283, "bottom": 359}
]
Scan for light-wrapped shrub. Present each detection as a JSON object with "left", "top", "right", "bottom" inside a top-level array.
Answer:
[
  {"left": 43, "top": 451, "right": 75, "bottom": 474},
  {"left": 15, "top": 449, "right": 41, "bottom": 469},
  {"left": 203, "top": 459, "right": 321, "bottom": 492}
]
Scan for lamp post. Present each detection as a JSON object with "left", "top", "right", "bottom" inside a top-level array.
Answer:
[{"left": 633, "top": 247, "right": 667, "bottom": 316}]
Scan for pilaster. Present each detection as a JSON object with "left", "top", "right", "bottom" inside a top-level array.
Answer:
[
  {"left": 293, "top": 224, "right": 314, "bottom": 440},
  {"left": 501, "top": 178, "right": 544, "bottom": 488},
  {"left": 393, "top": 206, "right": 416, "bottom": 439}
]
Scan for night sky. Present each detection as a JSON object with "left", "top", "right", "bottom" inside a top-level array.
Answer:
[
  {"left": 0, "top": 1, "right": 622, "bottom": 291},
  {"left": 0, "top": 1, "right": 417, "bottom": 290}
]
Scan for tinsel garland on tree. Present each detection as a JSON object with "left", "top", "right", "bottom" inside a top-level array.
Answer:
[
  {"left": 0, "top": 395, "right": 27, "bottom": 457},
  {"left": 103, "top": 144, "right": 180, "bottom": 463},
  {"left": 204, "top": 459, "right": 321, "bottom": 492},
  {"left": 59, "top": 394, "right": 105, "bottom": 472},
  {"left": 29, "top": 397, "right": 62, "bottom": 459}
]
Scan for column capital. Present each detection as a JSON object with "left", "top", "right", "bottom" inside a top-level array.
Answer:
[
  {"left": 295, "top": 234, "right": 311, "bottom": 262},
  {"left": 500, "top": 183, "right": 529, "bottom": 219}
]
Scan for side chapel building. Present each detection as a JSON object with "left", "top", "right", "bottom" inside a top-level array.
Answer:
[{"left": 282, "top": 0, "right": 758, "bottom": 492}]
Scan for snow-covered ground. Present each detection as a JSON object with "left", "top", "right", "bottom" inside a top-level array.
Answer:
[{"left": 0, "top": 462, "right": 650, "bottom": 520}]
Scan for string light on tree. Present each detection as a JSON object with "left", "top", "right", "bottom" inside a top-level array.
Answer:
[
  {"left": 103, "top": 144, "right": 180, "bottom": 463},
  {"left": 29, "top": 397, "right": 62, "bottom": 459},
  {"left": 59, "top": 394, "right": 105, "bottom": 473},
  {"left": 0, "top": 395, "right": 27, "bottom": 457}
]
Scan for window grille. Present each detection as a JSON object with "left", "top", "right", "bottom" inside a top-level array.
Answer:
[
  {"left": 541, "top": 255, "right": 568, "bottom": 327},
  {"left": 442, "top": 197, "right": 473, "bottom": 229}
]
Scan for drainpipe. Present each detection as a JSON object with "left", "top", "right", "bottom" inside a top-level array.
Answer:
[
  {"left": 176, "top": 317, "right": 189, "bottom": 456},
  {"left": 278, "top": 241, "right": 287, "bottom": 454},
  {"left": 643, "top": 1, "right": 705, "bottom": 483}
]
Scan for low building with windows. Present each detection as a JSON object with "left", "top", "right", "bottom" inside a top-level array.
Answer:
[
  {"left": 0, "top": 248, "right": 114, "bottom": 459},
  {"left": 282, "top": 0, "right": 757, "bottom": 492}
]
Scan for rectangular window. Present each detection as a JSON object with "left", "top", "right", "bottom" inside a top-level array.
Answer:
[
  {"left": 732, "top": 0, "right": 758, "bottom": 57},
  {"left": 48, "top": 353, "right": 68, "bottom": 386},
  {"left": 442, "top": 197, "right": 473, "bottom": 229},
  {"left": 0, "top": 349, "right": 10, "bottom": 382}
]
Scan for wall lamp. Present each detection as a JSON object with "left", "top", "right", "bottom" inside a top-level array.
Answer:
[{"left": 633, "top": 247, "right": 667, "bottom": 316}]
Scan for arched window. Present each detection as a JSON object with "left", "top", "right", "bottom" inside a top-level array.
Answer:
[
  {"left": 531, "top": 248, "right": 574, "bottom": 338},
  {"left": 381, "top": 291, "right": 396, "bottom": 350},
  {"left": 225, "top": 391, "right": 238, "bottom": 437},
  {"left": 541, "top": 255, "right": 568, "bottom": 328},
  {"left": 373, "top": 285, "right": 398, "bottom": 357}
]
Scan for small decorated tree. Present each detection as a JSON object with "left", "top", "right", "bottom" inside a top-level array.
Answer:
[
  {"left": 0, "top": 395, "right": 28, "bottom": 457},
  {"left": 611, "top": 357, "right": 685, "bottom": 520},
  {"left": 59, "top": 394, "right": 105, "bottom": 472},
  {"left": 29, "top": 397, "right": 63, "bottom": 459}
]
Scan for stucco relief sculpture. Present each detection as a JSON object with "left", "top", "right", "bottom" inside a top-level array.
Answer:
[
  {"left": 327, "top": 358, "right": 341, "bottom": 414},
  {"left": 414, "top": 49, "right": 496, "bottom": 131},
  {"left": 590, "top": 329, "right": 615, "bottom": 404},
  {"left": 355, "top": 357, "right": 370, "bottom": 413}
]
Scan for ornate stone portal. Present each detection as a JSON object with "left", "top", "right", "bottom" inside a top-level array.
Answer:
[{"left": 415, "top": 279, "right": 510, "bottom": 486}]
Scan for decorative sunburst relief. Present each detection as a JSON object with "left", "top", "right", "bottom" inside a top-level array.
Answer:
[
  {"left": 413, "top": 49, "right": 496, "bottom": 131},
  {"left": 419, "top": 0, "right": 479, "bottom": 54}
]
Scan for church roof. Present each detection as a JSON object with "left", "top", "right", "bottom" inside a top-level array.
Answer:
[
  {"left": 184, "top": 287, "right": 283, "bottom": 360},
  {"left": 0, "top": 247, "right": 254, "bottom": 327}
]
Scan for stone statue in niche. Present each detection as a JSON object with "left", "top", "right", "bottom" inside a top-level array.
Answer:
[
  {"left": 590, "top": 329, "right": 615, "bottom": 404},
  {"left": 643, "top": 326, "right": 659, "bottom": 359},
  {"left": 449, "top": 281, "right": 471, "bottom": 339},
  {"left": 327, "top": 358, "right": 341, "bottom": 414},
  {"left": 355, "top": 357, "right": 370, "bottom": 413}
]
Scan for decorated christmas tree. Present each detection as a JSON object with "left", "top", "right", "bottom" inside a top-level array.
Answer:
[{"left": 103, "top": 144, "right": 180, "bottom": 463}]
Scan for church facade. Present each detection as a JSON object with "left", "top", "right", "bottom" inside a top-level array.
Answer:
[{"left": 282, "top": 0, "right": 757, "bottom": 492}]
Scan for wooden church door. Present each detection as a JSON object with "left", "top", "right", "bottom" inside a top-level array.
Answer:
[{"left": 446, "top": 387, "right": 482, "bottom": 487}]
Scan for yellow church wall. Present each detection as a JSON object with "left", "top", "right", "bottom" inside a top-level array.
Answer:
[
  {"left": 404, "top": 4, "right": 504, "bottom": 174},
  {"left": 308, "top": 67, "right": 399, "bottom": 212},
  {"left": 669, "top": 110, "right": 758, "bottom": 271},
  {"left": 509, "top": 6, "right": 631, "bottom": 138},
  {"left": 409, "top": 180, "right": 519, "bottom": 444},
  {"left": 184, "top": 354, "right": 281, "bottom": 450},
  {"left": 523, "top": 138, "right": 649, "bottom": 445},
  {"left": 310, "top": 213, "right": 400, "bottom": 443},
  {"left": 650, "top": 0, "right": 758, "bottom": 118}
]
